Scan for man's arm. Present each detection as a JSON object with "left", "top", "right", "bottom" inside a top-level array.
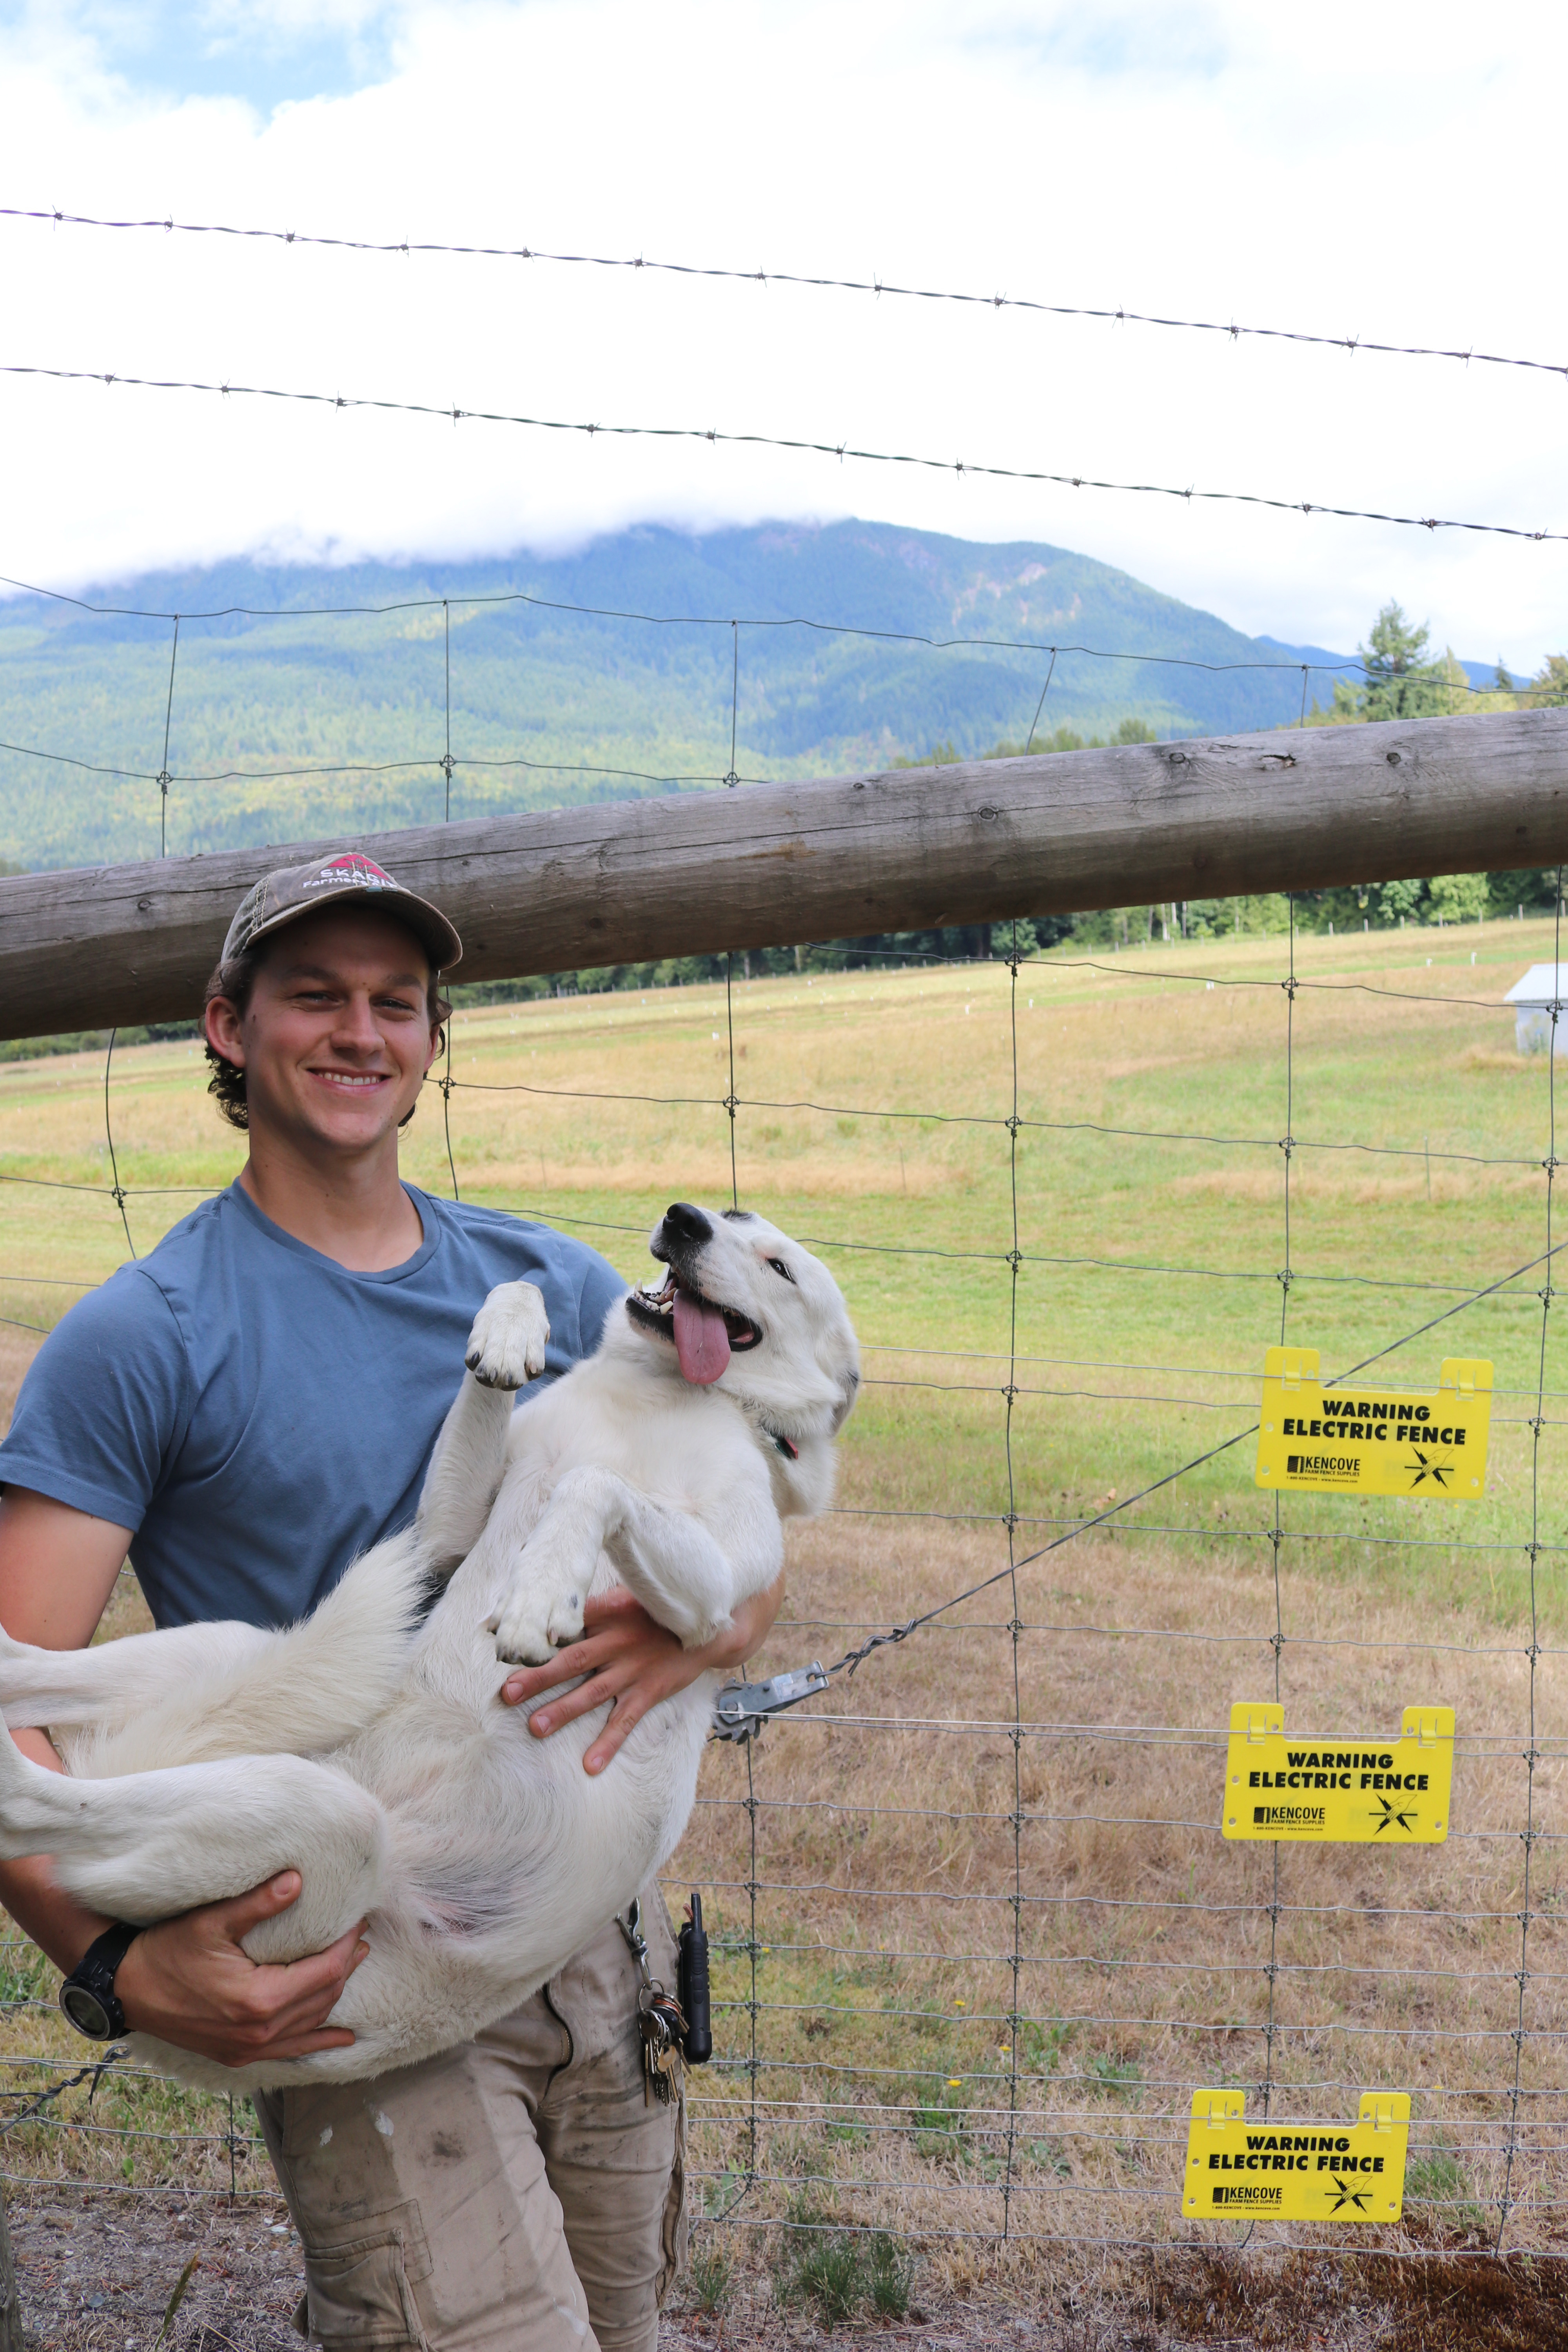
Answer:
[{"left": 0, "top": 1488, "right": 365, "bottom": 2067}]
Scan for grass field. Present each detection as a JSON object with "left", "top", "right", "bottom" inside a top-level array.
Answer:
[{"left": 2, "top": 911, "right": 1566, "bottom": 2298}]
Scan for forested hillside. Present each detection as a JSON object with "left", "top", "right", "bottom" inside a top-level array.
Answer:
[{"left": 0, "top": 518, "right": 1354, "bottom": 872}]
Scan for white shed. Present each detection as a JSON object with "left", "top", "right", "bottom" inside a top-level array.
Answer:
[{"left": 1504, "top": 964, "right": 1568, "bottom": 1055}]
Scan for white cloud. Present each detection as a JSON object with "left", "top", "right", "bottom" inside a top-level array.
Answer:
[{"left": 0, "top": 0, "right": 1564, "bottom": 664}]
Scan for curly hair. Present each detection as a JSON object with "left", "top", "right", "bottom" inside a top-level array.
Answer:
[{"left": 203, "top": 941, "right": 450, "bottom": 1132}]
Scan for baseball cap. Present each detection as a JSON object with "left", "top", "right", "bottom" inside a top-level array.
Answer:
[{"left": 220, "top": 849, "right": 463, "bottom": 973}]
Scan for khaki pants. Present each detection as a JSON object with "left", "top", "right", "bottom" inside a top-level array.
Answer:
[{"left": 255, "top": 1895, "right": 686, "bottom": 2352}]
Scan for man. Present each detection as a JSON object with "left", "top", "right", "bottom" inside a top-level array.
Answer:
[{"left": 0, "top": 849, "right": 780, "bottom": 2351}]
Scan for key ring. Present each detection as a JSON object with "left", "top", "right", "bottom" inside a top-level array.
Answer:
[
  {"left": 619, "top": 1899, "right": 688, "bottom": 2105},
  {"left": 619, "top": 1898, "right": 654, "bottom": 1988}
]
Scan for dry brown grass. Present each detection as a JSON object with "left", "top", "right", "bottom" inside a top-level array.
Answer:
[{"left": 668, "top": 1512, "right": 1567, "bottom": 2284}]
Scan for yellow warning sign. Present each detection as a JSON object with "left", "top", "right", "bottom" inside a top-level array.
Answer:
[
  {"left": 1254, "top": 1348, "right": 1490, "bottom": 1499},
  {"left": 1221, "top": 1701, "right": 1453, "bottom": 1842},
  {"left": 1222, "top": 1703, "right": 1457, "bottom": 1844},
  {"left": 1183, "top": 2090, "right": 1409, "bottom": 2223}
]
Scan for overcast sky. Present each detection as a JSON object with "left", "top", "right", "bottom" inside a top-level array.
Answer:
[{"left": 1, "top": 0, "right": 1564, "bottom": 666}]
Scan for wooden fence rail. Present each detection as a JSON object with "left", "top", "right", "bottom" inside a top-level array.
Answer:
[{"left": 1, "top": 707, "right": 1564, "bottom": 1041}]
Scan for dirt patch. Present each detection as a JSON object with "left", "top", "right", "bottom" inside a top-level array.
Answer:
[
  {"left": 1144, "top": 2240, "right": 1568, "bottom": 2350},
  {"left": 7, "top": 2189, "right": 302, "bottom": 2352}
]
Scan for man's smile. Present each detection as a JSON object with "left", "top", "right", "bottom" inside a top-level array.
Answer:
[{"left": 309, "top": 1069, "right": 391, "bottom": 1091}]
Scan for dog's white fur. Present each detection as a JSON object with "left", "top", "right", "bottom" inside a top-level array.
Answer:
[{"left": 0, "top": 1205, "right": 858, "bottom": 2094}]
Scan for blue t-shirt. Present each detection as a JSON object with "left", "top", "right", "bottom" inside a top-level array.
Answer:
[{"left": 0, "top": 1181, "right": 628, "bottom": 1633}]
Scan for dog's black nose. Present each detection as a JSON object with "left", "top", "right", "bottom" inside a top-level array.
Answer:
[{"left": 663, "top": 1202, "right": 712, "bottom": 1247}]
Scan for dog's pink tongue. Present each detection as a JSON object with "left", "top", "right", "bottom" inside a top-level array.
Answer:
[{"left": 673, "top": 1287, "right": 731, "bottom": 1384}]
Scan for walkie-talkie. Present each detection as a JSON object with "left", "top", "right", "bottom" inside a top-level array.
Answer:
[{"left": 677, "top": 1891, "right": 712, "bottom": 2064}]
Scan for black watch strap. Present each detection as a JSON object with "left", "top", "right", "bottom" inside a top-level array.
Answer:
[{"left": 59, "top": 1921, "right": 141, "bottom": 2042}]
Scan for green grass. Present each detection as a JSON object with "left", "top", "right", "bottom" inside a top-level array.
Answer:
[
  {"left": 775, "top": 2200, "right": 916, "bottom": 2325},
  {"left": 1085, "top": 2055, "right": 1142, "bottom": 2102},
  {"left": 1404, "top": 2146, "right": 1490, "bottom": 2233},
  {"left": 684, "top": 2243, "right": 734, "bottom": 2316}
]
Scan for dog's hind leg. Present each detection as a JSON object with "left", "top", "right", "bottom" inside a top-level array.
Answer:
[
  {"left": 417, "top": 1281, "right": 551, "bottom": 1576},
  {"left": 0, "top": 1730, "right": 386, "bottom": 1962}
]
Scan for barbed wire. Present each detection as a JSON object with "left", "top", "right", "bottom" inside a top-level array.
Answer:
[
  {"left": 0, "top": 2048, "right": 122, "bottom": 2135},
  {"left": 0, "top": 358, "right": 1560, "bottom": 543},
  {"left": 6, "top": 204, "right": 1565, "bottom": 385}
]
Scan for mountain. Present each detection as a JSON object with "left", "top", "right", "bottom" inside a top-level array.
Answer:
[{"left": 0, "top": 517, "right": 1408, "bottom": 872}]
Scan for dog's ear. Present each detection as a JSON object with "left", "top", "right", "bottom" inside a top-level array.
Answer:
[{"left": 828, "top": 1367, "right": 860, "bottom": 1436}]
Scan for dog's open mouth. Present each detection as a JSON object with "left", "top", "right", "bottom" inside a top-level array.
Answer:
[{"left": 627, "top": 1272, "right": 760, "bottom": 1385}]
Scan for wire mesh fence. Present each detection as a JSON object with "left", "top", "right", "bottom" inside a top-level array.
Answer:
[{"left": 0, "top": 579, "right": 1564, "bottom": 2294}]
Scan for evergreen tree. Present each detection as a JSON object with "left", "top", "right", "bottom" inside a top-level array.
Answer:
[{"left": 1357, "top": 602, "right": 1448, "bottom": 720}]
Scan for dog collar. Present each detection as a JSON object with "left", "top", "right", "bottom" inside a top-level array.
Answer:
[
  {"left": 731, "top": 1395, "right": 801, "bottom": 1463},
  {"left": 741, "top": 1409, "right": 798, "bottom": 1462}
]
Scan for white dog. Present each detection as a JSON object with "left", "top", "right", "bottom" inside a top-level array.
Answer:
[{"left": 0, "top": 1203, "right": 858, "bottom": 2094}]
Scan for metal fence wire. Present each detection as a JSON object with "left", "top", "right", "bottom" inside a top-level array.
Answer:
[
  {"left": 0, "top": 583, "right": 1564, "bottom": 2282},
  {"left": 12, "top": 200, "right": 1568, "bottom": 385}
]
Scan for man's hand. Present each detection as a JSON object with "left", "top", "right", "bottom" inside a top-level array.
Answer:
[
  {"left": 115, "top": 1873, "right": 368, "bottom": 2070},
  {"left": 501, "top": 1572, "right": 785, "bottom": 1774}
]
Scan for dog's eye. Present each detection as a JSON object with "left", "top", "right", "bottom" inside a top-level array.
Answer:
[{"left": 765, "top": 1258, "right": 797, "bottom": 1284}]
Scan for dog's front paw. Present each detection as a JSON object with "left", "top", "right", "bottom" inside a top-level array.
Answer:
[
  {"left": 486, "top": 1584, "right": 587, "bottom": 1668},
  {"left": 486, "top": 1596, "right": 553, "bottom": 1668},
  {"left": 466, "top": 1282, "right": 550, "bottom": 1390}
]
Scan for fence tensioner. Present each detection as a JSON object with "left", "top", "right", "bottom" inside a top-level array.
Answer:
[{"left": 711, "top": 1661, "right": 829, "bottom": 1741}]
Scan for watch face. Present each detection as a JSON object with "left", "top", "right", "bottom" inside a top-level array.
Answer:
[{"left": 60, "top": 1982, "right": 114, "bottom": 2040}]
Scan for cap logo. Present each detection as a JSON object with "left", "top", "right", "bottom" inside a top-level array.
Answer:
[
  {"left": 302, "top": 853, "right": 401, "bottom": 894},
  {"left": 221, "top": 845, "right": 459, "bottom": 973}
]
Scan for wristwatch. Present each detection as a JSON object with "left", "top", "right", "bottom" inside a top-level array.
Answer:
[{"left": 58, "top": 1923, "right": 142, "bottom": 2041}]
